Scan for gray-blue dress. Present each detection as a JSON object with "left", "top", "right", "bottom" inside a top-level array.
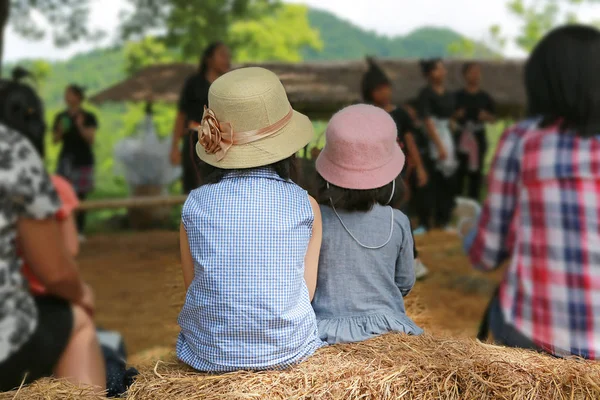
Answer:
[{"left": 312, "top": 204, "right": 423, "bottom": 344}]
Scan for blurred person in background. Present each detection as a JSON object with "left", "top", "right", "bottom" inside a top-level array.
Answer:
[
  {"left": 53, "top": 84, "right": 98, "bottom": 240},
  {"left": 0, "top": 123, "right": 105, "bottom": 392},
  {"left": 170, "top": 41, "right": 232, "bottom": 194},
  {"left": 455, "top": 62, "right": 496, "bottom": 201},
  {"left": 403, "top": 99, "right": 434, "bottom": 236},
  {"left": 360, "top": 57, "right": 429, "bottom": 279},
  {"left": 417, "top": 58, "right": 460, "bottom": 232},
  {"left": 464, "top": 25, "right": 600, "bottom": 359}
]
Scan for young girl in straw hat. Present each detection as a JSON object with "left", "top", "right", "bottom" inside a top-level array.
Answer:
[
  {"left": 311, "top": 104, "right": 423, "bottom": 344},
  {"left": 177, "top": 67, "right": 324, "bottom": 371}
]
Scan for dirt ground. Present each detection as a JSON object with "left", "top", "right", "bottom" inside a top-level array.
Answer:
[{"left": 78, "top": 230, "right": 503, "bottom": 362}]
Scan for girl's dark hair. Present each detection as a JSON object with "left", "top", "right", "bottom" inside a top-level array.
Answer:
[
  {"left": 196, "top": 155, "right": 297, "bottom": 185},
  {"left": 462, "top": 61, "right": 478, "bottom": 75},
  {"left": 199, "top": 41, "right": 226, "bottom": 76},
  {"left": 419, "top": 58, "right": 442, "bottom": 78},
  {"left": 67, "top": 84, "right": 85, "bottom": 101},
  {"left": 315, "top": 173, "right": 405, "bottom": 212},
  {"left": 361, "top": 57, "right": 391, "bottom": 103},
  {"left": 525, "top": 25, "right": 600, "bottom": 138}
]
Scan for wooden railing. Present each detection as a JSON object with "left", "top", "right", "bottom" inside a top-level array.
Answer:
[{"left": 79, "top": 195, "right": 188, "bottom": 211}]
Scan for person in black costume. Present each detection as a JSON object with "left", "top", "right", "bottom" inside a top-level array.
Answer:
[
  {"left": 170, "top": 42, "right": 231, "bottom": 194},
  {"left": 403, "top": 99, "right": 435, "bottom": 235},
  {"left": 360, "top": 57, "right": 429, "bottom": 279},
  {"left": 454, "top": 62, "right": 496, "bottom": 200},
  {"left": 53, "top": 84, "right": 98, "bottom": 236},
  {"left": 417, "top": 59, "right": 461, "bottom": 231}
]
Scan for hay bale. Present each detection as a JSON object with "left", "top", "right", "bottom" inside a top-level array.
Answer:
[
  {"left": 4, "top": 334, "right": 600, "bottom": 399},
  {"left": 126, "top": 334, "right": 600, "bottom": 400},
  {"left": 0, "top": 379, "right": 105, "bottom": 400}
]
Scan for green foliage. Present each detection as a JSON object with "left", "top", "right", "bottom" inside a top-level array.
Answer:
[
  {"left": 120, "top": 0, "right": 280, "bottom": 59},
  {"left": 496, "top": 0, "right": 600, "bottom": 53},
  {"left": 124, "top": 37, "right": 180, "bottom": 76},
  {"left": 123, "top": 4, "right": 322, "bottom": 74},
  {"left": 508, "top": 0, "right": 561, "bottom": 51},
  {"left": 229, "top": 4, "right": 322, "bottom": 62},
  {"left": 7, "top": 0, "right": 102, "bottom": 46},
  {"left": 447, "top": 26, "right": 504, "bottom": 59},
  {"left": 451, "top": 0, "right": 600, "bottom": 57},
  {"left": 447, "top": 39, "right": 477, "bottom": 58},
  {"left": 29, "top": 60, "right": 52, "bottom": 85}
]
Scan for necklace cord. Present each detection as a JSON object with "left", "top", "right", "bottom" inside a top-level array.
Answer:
[{"left": 326, "top": 182, "right": 395, "bottom": 249}]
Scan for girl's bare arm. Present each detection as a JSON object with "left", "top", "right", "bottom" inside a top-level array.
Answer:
[
  {"left": 180, "top": 223, "right": 195, "bottom": 290},
  {"left": 304, "top": 196, "right": 322, "bottom": 301}
]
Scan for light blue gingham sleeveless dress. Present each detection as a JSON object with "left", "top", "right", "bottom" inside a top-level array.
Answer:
[{"left": 177, "top": 168, "right": 324, "bottom": 372}]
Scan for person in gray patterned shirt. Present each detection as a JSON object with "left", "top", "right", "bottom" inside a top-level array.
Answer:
[{"left": 0, "top": 124, "right": 105, "bottom": 393}]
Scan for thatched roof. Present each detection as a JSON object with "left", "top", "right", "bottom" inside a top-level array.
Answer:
[{"left": 90, "top": 59, "right": 525, "bottom": 118}]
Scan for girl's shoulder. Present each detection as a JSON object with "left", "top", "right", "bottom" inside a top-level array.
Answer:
[
  {"left": 183, "top": 185, "right": 212, "bottom": 208},
  {"left": 391, "top": 208, "right": 410, "bottom": 227}
]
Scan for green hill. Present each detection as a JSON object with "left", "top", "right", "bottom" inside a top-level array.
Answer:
[
  {"left": 399, "top": 27, "right": 464, "bottom": 57},
  {"left": 302, "top": 9, "right": 464, "bottom": 60}
]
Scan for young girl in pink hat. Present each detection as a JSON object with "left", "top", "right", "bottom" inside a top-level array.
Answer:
[{"left": 311, "top": 104, "right": 423, "bottom": 344}]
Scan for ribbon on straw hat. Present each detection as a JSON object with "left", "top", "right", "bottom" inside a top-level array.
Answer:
[{"left": 191, "top": 106, "right": 294, "bottom": 162}]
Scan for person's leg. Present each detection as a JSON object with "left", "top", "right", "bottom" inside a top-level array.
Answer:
[
  {"left": 415, "top": 158, "right": 435, "bottom": 231},
  {"left": 414, "top": 183, "right": 429, "bottom": 229},
  {"left": 396, "top": 180, "right": 429, "bottom": 279},
  {"left": 488, "top": 295, "right": 542, "bottom": 352},
  {"left": 468, "top": 170, "right": 483, "bottom": 201},
  {"left": 75, "top": 193, "right": 87, "bottom": 233},
  {"left": 469, "top": 137, "right": 487, "bottom": 201},
  {"left": 433, "top": 170, "right": 454, "bottom": 228},
  {"left": 455, "top": 153, "right": 468, "bottom": 198},
  {"left": 54, "top": 305, "right": 106, "bottom": 392},
  {"left": 440, "top": 172, "right": 458, "bottom": 228}
]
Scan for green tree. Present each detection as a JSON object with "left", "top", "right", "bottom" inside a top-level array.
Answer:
[
  {"left": 229, "top": 4, "right": 322, "bottom": 62},
  {"left": 0, "top": 0, "right": 102, "bottom": 72},
  {"left": 120, "top": 0, "right": 280, "bottom": 59},
  {"left": 447, "top": 38, "right": 478, "bottom": 58},
  {"left": 29, "top": 59, "right": 52, "bottom": 88},
  {"left": 507, "top": 0, "right": 600, "bottom": 51},
  {"left": 449, "top": 0, "right": 600, "bottom": 57},
  {"left": 124, "top": 37, "right": 179, "bottom": 76},
  {"left": 122, "top": 3, "right": 322, "bottom": 74},
  {"left": 447, "top": 25, "right": 505, "bottom": 58}
]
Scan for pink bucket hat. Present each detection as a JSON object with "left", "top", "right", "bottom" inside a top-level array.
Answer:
[{"left": 315, "top": 104, "right": 405, "bottom": 190}]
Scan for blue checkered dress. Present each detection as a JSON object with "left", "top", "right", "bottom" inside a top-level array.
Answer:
[{"left": 177, "top": 168, "right": 324, "bottom": 371}]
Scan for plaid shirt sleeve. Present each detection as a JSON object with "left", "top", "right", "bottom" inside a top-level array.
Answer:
[{"left": 468, "top": 123, "right": 524, "bottom": 271}]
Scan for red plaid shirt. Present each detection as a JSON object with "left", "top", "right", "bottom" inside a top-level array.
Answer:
[{"left": 469, "top": 119, "right": 600, "bottom": 359}]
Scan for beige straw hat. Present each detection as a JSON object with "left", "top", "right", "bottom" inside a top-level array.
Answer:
[{"left": 193, "top": 67, "right": 314, "bottom": 169}]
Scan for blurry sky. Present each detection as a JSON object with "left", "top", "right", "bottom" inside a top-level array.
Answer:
[{"left": 4, "top": 0, "right": 600, "bottom": 62}]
